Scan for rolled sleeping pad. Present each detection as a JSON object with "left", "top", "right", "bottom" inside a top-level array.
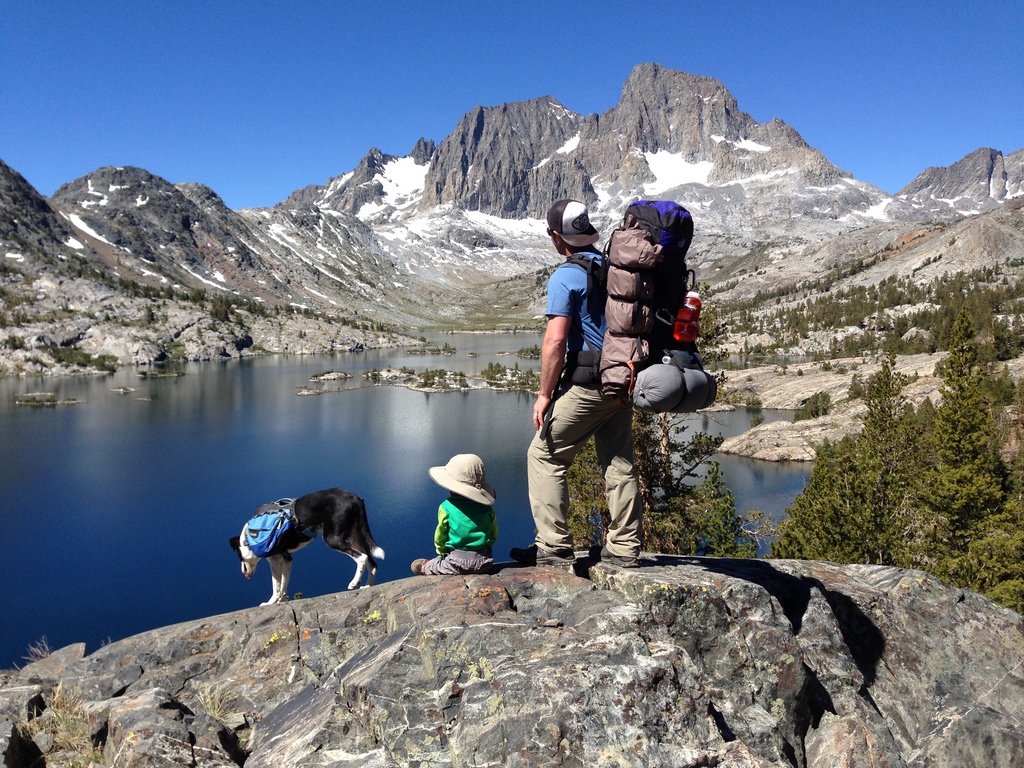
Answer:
[
  {"left": 632, "top": 363, "right": 685, "bottom": 412},
  {"left": 676, "top": 366, "right": 717, "bottom": 412},
  {"left": 632, "top": 363, "right": 717, "bottom": 413}
]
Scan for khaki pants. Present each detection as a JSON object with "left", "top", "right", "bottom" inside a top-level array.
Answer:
[{"left": 526, "top": 385, "right": 642, "bottom": 557}]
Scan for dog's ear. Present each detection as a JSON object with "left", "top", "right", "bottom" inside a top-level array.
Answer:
[{"left": 229, "top": 536, "right": 240, "bottom": 550}]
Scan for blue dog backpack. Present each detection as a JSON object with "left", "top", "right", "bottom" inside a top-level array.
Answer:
[{"left": 245, "top": 498, "right": 300, "bottom": 558}]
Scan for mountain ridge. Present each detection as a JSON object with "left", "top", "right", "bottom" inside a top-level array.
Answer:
[{"left": 2, "top": 62, "right": 1022, "bottom": 375}]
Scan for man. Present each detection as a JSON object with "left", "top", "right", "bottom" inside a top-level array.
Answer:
[{"left": 510, "top": 199, "right": 643, "bottom": 568}]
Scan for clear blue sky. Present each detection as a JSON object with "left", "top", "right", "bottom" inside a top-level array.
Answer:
[{"left": 2, "top": 1, "right": 1021, "bottom": 210}]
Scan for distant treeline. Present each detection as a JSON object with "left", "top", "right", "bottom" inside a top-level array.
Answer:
[{"left": 724, "top": 265, "right": 1024, "bottom": 360}]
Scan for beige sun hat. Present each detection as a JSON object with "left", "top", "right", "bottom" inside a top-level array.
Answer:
[{"left": 428, "top": 453, "right": 496, "bottom": 505}]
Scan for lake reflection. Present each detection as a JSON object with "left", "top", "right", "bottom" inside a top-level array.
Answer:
[{"left": 0, "top": 332, "right": 809, "bottom": 668}]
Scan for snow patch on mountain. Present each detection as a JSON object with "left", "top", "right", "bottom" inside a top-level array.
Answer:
[
  {"left": 644, "top": 151, "right": 713, "bottom": 192},
  {"left": 322, "top": 172, "right": 354, "bottom": 200},
  {"left": 862, "top": 200, "right": 892, "bottom": 220},
  {"left": 712, "top": 135, "right": 771, "bottom": 153},
  {"left": 81, "top": 179, "right": 110, "bottom": 208},
  {"left": 377, "top": 156, "right": 428, "bottom": 200},
  {"left": 463, "top": 210, "right": 541, "bottom": 237},
  {"left": 558, "top": 135, "right": 581, "bottom": 154},
  {"left": 354, "top": 156, "right": 429, "bottom": 220},
  {"left": 62, "top": 212, "right": 117, "bottom": 247},
  {"left": 535, "top": 135, "right": 582, "bottom": 170},
  {"left": 729, "top": 168, "right": 798, "bottom": 187},
  {"left": 181, "top": 264, "right": 231, "bottom": 291}
]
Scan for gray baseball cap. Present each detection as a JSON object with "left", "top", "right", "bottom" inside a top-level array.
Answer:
[{"left": 546, "top": 199, "right": 599, "bottom": 247}]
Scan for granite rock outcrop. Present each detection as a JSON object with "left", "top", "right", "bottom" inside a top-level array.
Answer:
[{"left": 3, "top": 557, "right": 1022, "bottom": 767}]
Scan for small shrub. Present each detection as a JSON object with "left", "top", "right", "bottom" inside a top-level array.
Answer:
[
  {"left": 794, "top": 391, "right": 832, "bottom": 422},
  {"left": 849, "top": 373, "right": 866, "bottom": 400},
  {"left": 47, "top": 347, "right": 118, "bottom": 372}
]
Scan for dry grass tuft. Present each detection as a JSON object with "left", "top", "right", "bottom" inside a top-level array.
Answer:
[
  {"left": 47, "top": 681, "right": 95, "bottom": 753},
  {"left": 197, "top": 682, "right": 233, "bottom": 722},
  {"left": 19, "top": 680, "right": 104, "bottom": 764},
  {"left": 23, "top": 636, "right": 52, "bottom": 663}
]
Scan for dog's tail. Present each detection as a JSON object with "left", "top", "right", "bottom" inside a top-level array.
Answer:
[{"left": 355, "top": 497, "right": 385, "bottom": 560}]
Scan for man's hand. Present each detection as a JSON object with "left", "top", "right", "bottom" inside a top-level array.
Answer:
[
  {"left": 533, "top": 393, "right": 552, "bottom": 431},
  {"left": 534, "top": 315, "right": 571, "bottom": 431}
]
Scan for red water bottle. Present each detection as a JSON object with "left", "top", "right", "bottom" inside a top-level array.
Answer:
[{"left": 672, "top": 291, "right": 702, "bottom": 342}]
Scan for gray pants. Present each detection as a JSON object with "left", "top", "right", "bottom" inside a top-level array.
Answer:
[
  {"left": 526, "top": 384, "right": 642, "bottom": 557},
  {"left": 424, "top": 547, "right": 494, "bottom": 575}
]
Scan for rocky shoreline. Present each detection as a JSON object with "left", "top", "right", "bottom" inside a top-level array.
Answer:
[
  {"left": 717, "top": 352, "right": 951, "bottom": 462},
  {"left": 0, "top": 301, "right": 419, "bottom": 378},
  {"left": 8, "top": 339, "right": 1024, "bottom": 464}
]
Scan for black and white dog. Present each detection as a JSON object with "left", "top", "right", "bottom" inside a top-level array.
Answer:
[{"left": 229, "top": 488, "right": 385, "bottom": 605}]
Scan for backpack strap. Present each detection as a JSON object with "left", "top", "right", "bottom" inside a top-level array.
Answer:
[
  {"left": 563, "top": 251, "right": 607, "bottom": 325},
  {"left": 279, "top": 500, "right": 319, "bottom": 540},
  {"left": 539, "top": 254, "right": 606, "bottom": 440}
]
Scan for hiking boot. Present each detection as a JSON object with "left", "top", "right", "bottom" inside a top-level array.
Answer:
[
  {"left": 509, "top": 544, "right": 575, "bottom": 566},
  {"left": 599, "top": 547, "right": 640, "bottom": 568},
  {"left": 410, "top": 558, "right": 429, "bottom": 575}
]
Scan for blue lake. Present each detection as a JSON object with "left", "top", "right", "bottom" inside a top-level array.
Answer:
[{"left": 0, "top": 332, "right": 809, "bottom": 669}]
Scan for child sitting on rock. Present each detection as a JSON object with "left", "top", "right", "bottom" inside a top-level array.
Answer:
[{"left": 411, "top": 453, "right": 498, "bottom": 575}]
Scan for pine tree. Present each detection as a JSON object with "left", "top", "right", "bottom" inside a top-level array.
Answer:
[
  {"left": 919, "top": 308, "right": 1004, "bottom": 584},
  {"left": 566, "top": 439, "right": 610, "bottom": 548},
  {"left": 977, "top": 408, "right": 1024, "bottom": 612},
  {"left": 772, "top": 353, "right": 919, "bottom": 565},
  {"left": 771, "top": 436, "right": 869, "bottom": 561},
  {"left": 938, "top": 368, "right": 1024, "bottom": 612},
  {"left": 690, "top": 462, "right": 756, "bottom": 557},
  {"left": 857, "top": 352, "right": 920, "bottom": 565}
]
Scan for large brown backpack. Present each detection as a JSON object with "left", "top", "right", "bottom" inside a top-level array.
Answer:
[{"left": 598, "top": 200, "right": 694, "bottom": 399}]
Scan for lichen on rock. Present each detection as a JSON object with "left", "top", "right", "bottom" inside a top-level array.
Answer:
[{"left": 3, "top": 556, "right": 1022, "bottom": 766}]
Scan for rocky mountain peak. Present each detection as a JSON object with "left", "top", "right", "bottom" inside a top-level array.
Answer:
[
  {"left": 0, "top": 158, "right": 76, "bottom": 258},
  {"left": 408, "top": 63, "right": 862, "bottom": 226},
  {"left": 421, "top": 96, "right": 587, "bottom": 217},
  {"left": 410, "top": 136, "right": 436, "bottom": 164},
  {"left": 279, "top": 140, "right": 435, "bottom": 220},
  {"left": 898, "top": 146, "right": 1024, "bottom": 214},
  {"left": 51, "top": 166, "right": 214, "bottom": 272},
  {"left": 573, "top": 63, "right": 848, "bottom": 200},
  {"left": 176, "top": 182, "right": 231, "bottom": 214},
  {"left": 610, "top": 63, "right": 741, "bottom": 156},
  {"left": 53, "top": 165, "right": 181, "bottom": 211}
]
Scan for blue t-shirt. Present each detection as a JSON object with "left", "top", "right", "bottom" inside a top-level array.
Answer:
[{"left": 545, "top": 252, "right": 607, "bottom": 353}]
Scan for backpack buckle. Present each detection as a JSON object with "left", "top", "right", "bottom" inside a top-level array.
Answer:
[{"left": 654, "top": 308, "right": 675, "bottom": 327}]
